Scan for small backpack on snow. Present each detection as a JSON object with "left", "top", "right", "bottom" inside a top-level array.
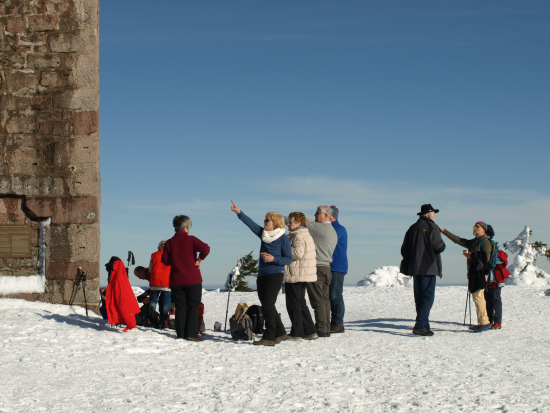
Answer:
[
  {"left": 229, "top": 303, "right": 253, "bottom": 341},
  {"left": 246, "top": 304, "right": 264, "bottom": 335}
]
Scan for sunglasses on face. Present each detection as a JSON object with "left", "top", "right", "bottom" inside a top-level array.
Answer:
[{"left": 264, "top": 219, "right": 271, "bottom": 222}]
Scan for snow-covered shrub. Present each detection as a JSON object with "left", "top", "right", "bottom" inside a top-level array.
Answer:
[
  {"left": 224, "top": 260, "right": 240, "bottom": 292},
  {"left": 357, "top": 266, "right": 413, "bottom": 287},
  {"left": 504, "top": 227, "right": 550, "bottom": 287}
]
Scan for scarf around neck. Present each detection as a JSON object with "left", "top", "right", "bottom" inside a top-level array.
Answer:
[{"left": 261, "top": 227, "right": 285, "bottom": 244}]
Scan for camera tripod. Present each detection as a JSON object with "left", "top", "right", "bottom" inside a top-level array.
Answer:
[{"left": 69, "top": 267, "right": 88, "bottom": 316}]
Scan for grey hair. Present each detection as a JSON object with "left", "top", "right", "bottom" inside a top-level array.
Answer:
[
  {"left": 173, "top": 215, "right": 192, "bottom": 232},
  {"left": 317, "top": 205, "right": 333, "bottom": 219}
]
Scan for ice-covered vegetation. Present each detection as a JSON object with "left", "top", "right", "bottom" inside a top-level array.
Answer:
[
  {"left": 504, "top": 227, "right": 550, "bottom": 287},
  {"left": 357, "top": 266, "right": 412, "bottom": 287}
]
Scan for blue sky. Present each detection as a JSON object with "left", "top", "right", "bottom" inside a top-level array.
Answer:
[{"left": 98, "top": 0, "right": 550, "bottom": 287}]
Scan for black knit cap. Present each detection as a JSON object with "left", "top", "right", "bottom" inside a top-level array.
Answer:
[
  {"left": 486, "top": 224, "right": 495, "bottom": 238},
  {"left": 417, "top": 204, "right": 439, "bottom": 216}
]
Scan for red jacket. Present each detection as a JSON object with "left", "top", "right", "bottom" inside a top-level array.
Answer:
[
  {"left": 489, "top": 250, "right": 511, "bottom": 288},
  {"left": 161, "top": 231, "right": 210, "bottom": 287},
  {"left": 150, "top": 250, "right": 170, "bottom": 287},
  {"left": 106, "top": 260, "right": 141, "bottom": 327}
]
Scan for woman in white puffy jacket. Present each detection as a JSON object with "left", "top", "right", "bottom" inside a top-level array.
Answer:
[{"left": 284, "top": 212, "right": 318, "bottom": 341}]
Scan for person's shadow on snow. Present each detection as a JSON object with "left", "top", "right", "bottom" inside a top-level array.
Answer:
[
  {"left": 346, "top": 318, "right": 468, "bottom": 336},
  {"left": 38, "top": 312, "right": 111, "bottom": 331},
  {"left": 37, "top": 313, "right": 260, "bottom": 342}
]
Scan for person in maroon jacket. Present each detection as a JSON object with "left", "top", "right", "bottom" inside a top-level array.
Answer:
[{"left": 162, "top": 215, "right": 210, "bottom": 342}]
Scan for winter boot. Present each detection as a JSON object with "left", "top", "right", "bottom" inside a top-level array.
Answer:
[
  {"left": 412, "top": 329, "right": 434, "bottom": 336},
  {"left": 185, "top": 337, "right": 204, "bottom": 342},
  {"left": 473, "top": 324, "right": 491, "bottom": 333},
  {"left": 330, "top": 325, "right": 345, "bottom": 334},
  {"left": 253, "top": 338, "right": 275, "bottom": 346},
  {"left": 287, "top": 336, "right": 302, "bottom": 341}
]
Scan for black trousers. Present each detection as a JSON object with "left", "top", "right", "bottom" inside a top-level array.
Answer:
[
  {"left": 485, "top": 287, "right": 502, "bottom": 325},
  {"left": 171, "top": 283, "right": 202, "bottom": 339},
  {"left": 256, "top": 273, "right": 286, "bottom": 341},
  {"left": 285, "top": 282, "right": 316, "bottom": 338}
]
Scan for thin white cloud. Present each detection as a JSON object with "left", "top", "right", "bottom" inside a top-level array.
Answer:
[{"left": 102, "top": 198, "right": 221, "bottom": 215}]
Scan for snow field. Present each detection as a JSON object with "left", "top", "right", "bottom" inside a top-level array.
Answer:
[{"left": 1, "top": 285, "right": 550, "bottom": 412}]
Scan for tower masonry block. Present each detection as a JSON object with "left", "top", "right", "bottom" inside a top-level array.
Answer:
[{"left": 0, "top": 0, "right": 100, "bottom": 314}]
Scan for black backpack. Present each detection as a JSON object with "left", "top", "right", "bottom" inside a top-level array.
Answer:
[
  {"left": 246, "top": 305, "right": 265, "bottom": 334},
  {"left": 229, "top": 314, "right": 253, "bottom": 341},
  {"left": 148, "top": 310, "right": 162, "bottom": 329},
  {"left": 135, "top": 306, "right": 162, "bottom": 328}
]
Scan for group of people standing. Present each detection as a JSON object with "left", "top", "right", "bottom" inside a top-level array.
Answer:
[
  {"left": 104, "top": 203, "right": 348, "bottom": 346},
  {"left": 400, "top": 203, "right": 511, "bottom": 336},
  {"left": 105, "top": 201, "right": 506, "bottom": 343},
  {"left": 230, "top": 201, "right": 348, "bottom": 346},
  {"left": 105, "top": 215, "right": 210, "bottom": 341}
]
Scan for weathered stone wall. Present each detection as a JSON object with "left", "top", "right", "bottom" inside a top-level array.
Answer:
[{"left": 0, "top": 0, "right": 99, "bottom": 313}]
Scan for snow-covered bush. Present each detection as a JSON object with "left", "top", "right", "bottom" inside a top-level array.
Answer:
[
  {"left": 224, "top": 260, "right": 240, "bottom": 292},
  {"left": 225, "top": 253, "right": 256, "bottom": 292},
  {"left": 357, "top": 266, "right": 413, "bottom": 287},
  {"left": 504, "top": 227, "right": 550, "bottom": 287}
]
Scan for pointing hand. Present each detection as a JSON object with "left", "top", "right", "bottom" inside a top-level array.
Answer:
[{"left": 231, "top": 200, "right": 241, "bottom": 214}]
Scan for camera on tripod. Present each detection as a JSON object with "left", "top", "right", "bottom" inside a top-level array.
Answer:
[{"left": 69, "top": 266, "right": 89, "bottom": 316}]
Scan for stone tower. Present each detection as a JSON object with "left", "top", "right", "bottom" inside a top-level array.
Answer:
[{"left": 0, "top": 0, "right": 100, "bottom": 312}]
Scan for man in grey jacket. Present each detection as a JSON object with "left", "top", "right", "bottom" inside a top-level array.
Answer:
[
  {"left": 400, "top": 204, "right": 446, "bottom": 337},
  {"left": 304, "top": 205, "right": 338, "bottom": 337}
]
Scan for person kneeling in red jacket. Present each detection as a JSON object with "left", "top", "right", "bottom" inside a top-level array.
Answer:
[{"left": 162, "top": 215, "right": 210, "bottom": 342}]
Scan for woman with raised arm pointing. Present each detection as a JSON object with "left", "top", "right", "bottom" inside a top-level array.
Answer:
[{"left": 231, "top": 200, "right": 292, "bottom": 346}]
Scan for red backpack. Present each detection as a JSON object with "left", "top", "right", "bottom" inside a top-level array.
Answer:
[{"left": 493, "top": 250, "right": 511, "bottom": 284}]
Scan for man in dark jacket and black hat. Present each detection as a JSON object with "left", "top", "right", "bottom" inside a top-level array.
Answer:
[{"left": 400, "top": 204, "right": 446, "bottom": 336}]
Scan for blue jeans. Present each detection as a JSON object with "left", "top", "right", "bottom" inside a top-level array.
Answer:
[
  {"left": 330, "top": 271, "right": 346, "bottom": 326},
  {"left": 413, "top": 275, "right": 436, "bottom": 331},
  {"left": 149, "top": 290, "right": 171, "bottom": 321}
]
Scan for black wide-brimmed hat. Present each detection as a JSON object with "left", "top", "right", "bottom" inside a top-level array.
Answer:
[{"left": 417, "top": 204, "right": 439, "bottom": 216}]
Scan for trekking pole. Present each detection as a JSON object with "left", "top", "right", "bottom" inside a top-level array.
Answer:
[
  {"left": 463, "top": 289, "right": 469, "bottom": 325},
  {"left": 80, "top": 268, "right": 88, "bottom": 317},
  {"left": 468, "top": 291, "right": 472, "bottom": 327},
  {"left": 224, "top": 273, "right": 233, "bottom": 331},
  {"left": 127, "top": 251, "right": 135, "bottom": 276}
]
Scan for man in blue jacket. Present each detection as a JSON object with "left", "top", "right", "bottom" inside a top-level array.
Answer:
[{"left": 329, "top": 205, "right": 348, "bottom": 334}]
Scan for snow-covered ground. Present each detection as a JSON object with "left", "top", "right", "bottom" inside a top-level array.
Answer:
[{"left": 1, "top": 285, "right": 550, "bottom": 412}]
